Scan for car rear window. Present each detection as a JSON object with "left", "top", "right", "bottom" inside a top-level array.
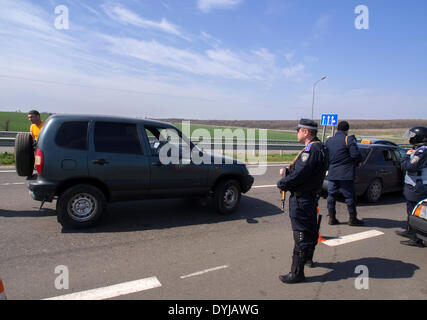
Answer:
[
  {"left": 55, "top": 121, "right": 88, "bottom": 150},
  {"left": 94, "top": 122, "right": 142, "bottom": 155}
]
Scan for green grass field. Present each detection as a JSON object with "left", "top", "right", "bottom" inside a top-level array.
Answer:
[
  {"left": 173, "top": 122, "right": 296, "bottom": 141},
  {"left": 0, "top": 151, "right": 296, "bottom": 166},
  {"left": 0, "top": 111, "right": 412, "bottom": 166},
  {"left": 0, "top": 152, "right": 14, "bottom": 165},
  {"left": 0, "top": 111, "right": 297, "bottom": 141},
  {"left": 0, "top": 111, "right": 50, "bottom": 132}
]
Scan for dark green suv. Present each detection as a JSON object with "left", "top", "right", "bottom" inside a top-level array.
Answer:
[{"left": 22, "top": 114, "right": 254, "bottom": 229}]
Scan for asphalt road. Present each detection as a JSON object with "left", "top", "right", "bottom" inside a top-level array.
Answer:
[{"left": 0, "top": 165, "right": 426, "bottom": 300}]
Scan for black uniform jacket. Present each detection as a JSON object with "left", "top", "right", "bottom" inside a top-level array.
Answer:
[
  {"left": 277, "top": 137, "right": 328, "bottom": 193},
  {"left": 326, "top": 131, "right": 362, "bottom": 181},
  {"left": 401, "top": 145, "right": 427, "bottom": 202}
]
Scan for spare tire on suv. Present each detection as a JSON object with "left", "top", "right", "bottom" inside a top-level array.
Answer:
[{"left": 14, "top": 132, "right": 34, "bottom": 177}]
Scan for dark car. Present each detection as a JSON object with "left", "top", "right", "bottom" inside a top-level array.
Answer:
[
  {"left": 409, "top": 200, "right": 427, "bottom": 244},
  {"left": 322, "top": 140, "right": 406, "bottom": 202},
  {"left": 17, "top": 114, "right": 254, "bottom": 229},
  {"left": 356, "top": 138, "right": 400, "bottom": 147}
]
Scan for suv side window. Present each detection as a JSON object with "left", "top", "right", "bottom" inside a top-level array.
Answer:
[
  {"left": 55, "top": 121, "right": 89, "bottom": 150},
  {"left": 145, "top": 126, "right": 180, "bottom": 155},
  {"left": 94, "top": 122, "right": 142, "bottom": 155},
  {"left": 144, "top": 126, "right": 191, "bottom": 159}
]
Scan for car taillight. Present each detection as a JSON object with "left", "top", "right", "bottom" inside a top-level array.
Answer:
[{"left": 35, "top": 149, "right": 44, "bottom": 174}]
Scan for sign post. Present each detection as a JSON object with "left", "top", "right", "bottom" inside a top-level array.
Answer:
[{"left": 320, "top": 114, "right": 338, "bottom": 142}]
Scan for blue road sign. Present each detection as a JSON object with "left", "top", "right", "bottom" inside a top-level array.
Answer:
[{"left": 321, "top": 114, "right": 338, "bottom": 126}]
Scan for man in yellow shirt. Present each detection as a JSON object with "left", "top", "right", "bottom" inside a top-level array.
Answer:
[{"left": 28, "top": 110, "right": 44, "bottom": 143}]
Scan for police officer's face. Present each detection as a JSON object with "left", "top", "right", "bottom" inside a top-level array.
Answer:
[{"left": 296, "top": 128, "right": 308, "bottom": 143}]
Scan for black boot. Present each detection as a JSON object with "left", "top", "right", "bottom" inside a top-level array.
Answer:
[
  {"left": 396, "top": 216, "right": 413, "bottom": 238},
  {"left": 328, "top": 208, "right": 340, "bottom": 225},
  {"left": 305, "top": 249, "right": 315, "bottom": 268},
  {"left": 279, "top": 253, "right": 306, "bottom": 284},
  {"left": 400, "top": 239, "right": 425, "bottom": 248},
  {"left": 348, "top": 206, "right": 364, "bottom": 226},
  {"left": 395, "top": 230, "right": 412, "bottom": 238}
]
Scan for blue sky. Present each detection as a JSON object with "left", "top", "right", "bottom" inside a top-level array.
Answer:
[{"left": 0, "top": 0, "right": 426, "bottom": 120}]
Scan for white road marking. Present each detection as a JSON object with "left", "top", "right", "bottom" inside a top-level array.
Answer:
[
  {"left": 43, "top": 276, "right": 162, "bottom": 300},
  {"left": 321, "top": 230, "right": 384, "bottom": 247},
  {"left": 0, "top": 182, "right": 25, "bottom": 186},
  {"left": 251, "top": 184, "right": 276, "bottom": 189},
  {"left": 247, "top": 164, "right": 289, "bottom": 167},
  {"left": 180, "top": 265, "right": 229, "bottom": 279},
  {"left": 0, "top": 170, "right": 16, "bottom": 173}
]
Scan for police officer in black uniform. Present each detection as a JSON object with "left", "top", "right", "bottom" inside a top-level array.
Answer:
[
  {"left": 325, "top": 121, "right": 364, "bottom": 226},
  {"left": 277, "top": 119, "right": 328, "bottom": 284},
  {"left": 396, "top": 126, "right": 427, "bottom": 248}
]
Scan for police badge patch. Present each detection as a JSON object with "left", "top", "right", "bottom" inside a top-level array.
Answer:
[
  {"left": 410, "top": 156, "right": 420, "bottom": 164},
  {"left": 301, "top": 152, "right": 310, "bottom": 162}
]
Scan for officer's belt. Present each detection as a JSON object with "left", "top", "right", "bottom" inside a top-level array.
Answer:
[{"left": 291, "top": 191, "right": 319, "bottom": 198}]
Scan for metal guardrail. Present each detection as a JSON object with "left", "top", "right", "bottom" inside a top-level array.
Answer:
[
  {"left": 0, "top": 131, "right": 303, "bottom": 151},
  {"left": 0, "top": 131, "right": 411, "bottom": 150}
]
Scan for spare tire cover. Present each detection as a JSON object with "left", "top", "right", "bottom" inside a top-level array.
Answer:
[{"left": 14, "top": 132, "right": 35, "bottom": 176}]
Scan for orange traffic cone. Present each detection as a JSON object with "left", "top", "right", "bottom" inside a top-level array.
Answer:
[{"left": 0, "top": 280, "right": 6, "bottom": 300}]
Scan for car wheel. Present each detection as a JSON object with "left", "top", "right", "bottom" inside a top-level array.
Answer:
[
  {"left": 365, "top": 178, "right": 382, "bottom": 203},
  {"left": 56, "top": 184, "right": 106, "bottom": 229},
  {"left": 14, "top": 132, "right": 34, "bottom": 177},
  {"left": 213, "top": 179, "right": 241, "bottom": 215}
]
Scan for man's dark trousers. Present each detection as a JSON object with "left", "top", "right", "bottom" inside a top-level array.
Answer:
[
  {"left": 327, "top": 180, "right": 357, "bottom": 213},
  {"left": 289, "top": 193, "right": 318, "bottom": 260}
]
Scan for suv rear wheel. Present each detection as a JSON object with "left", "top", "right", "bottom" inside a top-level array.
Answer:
[
  {"left": 57, "top": 184, "right": 106, "bottom": 229},
  {"left": 213, "top": 179, "right": 241, "bottom": 215}
]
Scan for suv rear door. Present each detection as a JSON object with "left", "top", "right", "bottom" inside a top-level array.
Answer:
[{"left": 88, "top": 121, "right": 150, "bottom": 201}]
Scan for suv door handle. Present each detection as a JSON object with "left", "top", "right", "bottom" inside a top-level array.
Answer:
[
  {"left": 92, "top": 159, "right": 109, "bottom": 165},
  {"left": 152, "top": 161, "right": 163, "bottom": 167}
]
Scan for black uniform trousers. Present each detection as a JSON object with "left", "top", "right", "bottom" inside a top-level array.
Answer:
[{"left": 289, "top": 193, "right": 318, "bottom": 256}]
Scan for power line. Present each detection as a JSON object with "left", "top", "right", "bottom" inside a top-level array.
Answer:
[{"left": 0, "top": 74, "right": 219, "bottom": 103}]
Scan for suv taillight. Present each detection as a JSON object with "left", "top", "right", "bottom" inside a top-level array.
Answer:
[{"left": 35, "top": 149, "right": 44, "bottom": 174}]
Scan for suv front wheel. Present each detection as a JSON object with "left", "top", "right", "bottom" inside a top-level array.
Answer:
[
  {"left": 213, "top": 179, "right": 241, "bottom": 215},
  {"left": 57, "top": 184, "right": 107, "bottom": 229}
]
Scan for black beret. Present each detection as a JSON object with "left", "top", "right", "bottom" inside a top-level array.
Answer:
[{"left": 294, "top": 118, "right": 318, "bottom": 130}]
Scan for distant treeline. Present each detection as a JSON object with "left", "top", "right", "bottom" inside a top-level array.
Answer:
[{"left": 156, "top": 119, "right": 427, "bottom": 130}]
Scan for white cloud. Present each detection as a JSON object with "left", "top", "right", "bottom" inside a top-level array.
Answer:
[
  {"left": 198, "top": 0, "right": 243, "bottom": 13},
  {"left": 282, "top": 63, "right": 306, "bottom": 82},
  {"left": 252, "top": 48, "right": 275, "bottom": 65},
  {"left": 102, "top": 35, "right": 273, "bottom": 80},
  {"left": 284, "top": 51, "right": 295, "bottom": 62},
  {"left": 200, "top": 31, "right": 222, "bottom": 48},
  {"left": 313, "top": 14, "right": 332, "bottom": 38},
  {"left": 103, "top": 5, "right": 185, "bottom": 39},
  {"left": 0, "top": 0, "right": 51, "bottom": 32}
]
